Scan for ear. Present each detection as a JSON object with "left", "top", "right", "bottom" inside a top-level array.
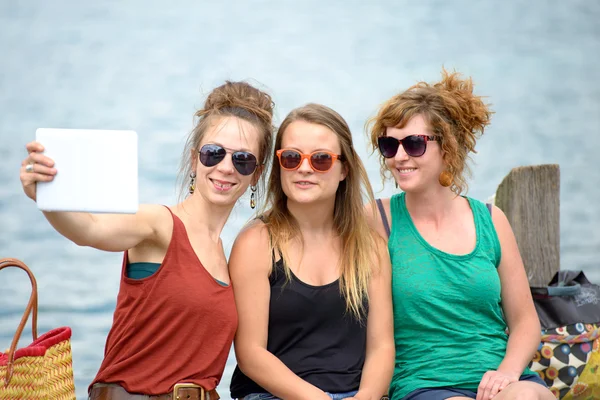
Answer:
[
  {"left": 251, "top": 165, "right": 264, "bottom": 186},
  {"left": 340, "top": 162, "right": 349, "bottom": 182}
]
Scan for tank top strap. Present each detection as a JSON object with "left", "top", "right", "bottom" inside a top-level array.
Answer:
[
  {"left": 376, "top": 198, "right": 391, "bottom": 238},
  {"left": 466, "top": 197, "right": 502, "bottom": 268},
  {"left": 162, "top": 205, "right": 188, "bottom": 238},
  {"left": 389, "top": 192, "right": 407, "bottom": 233},
  {"left": 157, "top": 206, "right": 200, "bottom": 270}
]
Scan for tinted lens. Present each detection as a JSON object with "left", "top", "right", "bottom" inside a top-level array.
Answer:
[
  {"left": 402, "top": 135, "right": 427, "bottom": 157},
  {"left": 199, "top": 144, "right": 226, "bottom": 167},
  {"left": 280, "top": 150, "right": 302, "bottom": 170},
  {"left": 310, "top": 152, "right": 334, "bottom": 172},
  {"left": 232, "top": 152, "right": 258, "bottom": 176},
  {"left": 378, "top": 136, "right": 400, "bottom": 158}
]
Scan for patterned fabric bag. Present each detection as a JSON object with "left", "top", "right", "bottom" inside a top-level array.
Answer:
[
  {"left": 530, "top": 270, "right": 600, "bottom": 400},
  {"left": 0, "top": 258, "right": 75, "bottom": 400}
]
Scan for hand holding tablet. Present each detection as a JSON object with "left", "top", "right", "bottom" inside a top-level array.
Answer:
[{"left": 29, "top": 128, "right": 138, "bottom": 214}]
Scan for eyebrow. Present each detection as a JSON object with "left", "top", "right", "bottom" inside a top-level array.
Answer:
[
  {"left": 283, "top": 146, "right": 340, "bottom": 153},
  {"left": 206, "top": 142, "right": 253, "bottom": 153}
]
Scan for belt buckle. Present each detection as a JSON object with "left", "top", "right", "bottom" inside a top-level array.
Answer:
[{"left": 173, "top": 383, "right": 205, "bottom": 400}]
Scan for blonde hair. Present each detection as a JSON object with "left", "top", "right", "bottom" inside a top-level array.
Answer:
[
  {"left": 368, "top": 69, "right": 493, "bottom": 194},
  {"left": 263, "top": 103, "right": 379, "bottom": 320},
  {"left": 178, "top": 81, "right": 274, "bottom": 201}
]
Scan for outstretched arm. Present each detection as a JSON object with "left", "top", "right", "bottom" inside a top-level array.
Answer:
[{"left": 20, "top": 141, "right": 163, "bottom": 252}]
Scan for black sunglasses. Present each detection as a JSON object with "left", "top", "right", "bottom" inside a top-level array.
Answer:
[
  {"left": 377, "top": 135, "right": 438, "bottom": 158},
  {"left": 198, "top": 144, "right": 258, "bottom": 176}
]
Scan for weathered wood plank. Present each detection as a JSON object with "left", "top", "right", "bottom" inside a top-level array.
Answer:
[{"left": 494, "top": 164, "right": 560, "bottom": 286}]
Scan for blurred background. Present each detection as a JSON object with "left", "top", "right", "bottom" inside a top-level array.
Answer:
[{"left": 1, "top": 1, "right": 598, "bottom": 398}]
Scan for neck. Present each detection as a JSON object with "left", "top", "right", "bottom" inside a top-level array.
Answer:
[
  {"left": 286, "top": 197, "right": 336, "bottom": 236},
  {"left": 404, "top": 186, "right": 458, "bottom": 220},
  {"left": 179, "top": 194, "right": 234, "bottom": 242}
]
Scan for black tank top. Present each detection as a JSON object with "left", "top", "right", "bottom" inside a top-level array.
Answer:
[{"left": 229, "top": 256, "right": 367, "bottom": 398}]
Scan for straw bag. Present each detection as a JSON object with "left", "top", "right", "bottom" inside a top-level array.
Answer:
[{"left": 0, "top": 258, "right": 75, "bottom": 400}]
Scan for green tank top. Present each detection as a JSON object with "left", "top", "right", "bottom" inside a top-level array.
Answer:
[{"left": 388, "top": 192, "right": 533, "bottom": 399}]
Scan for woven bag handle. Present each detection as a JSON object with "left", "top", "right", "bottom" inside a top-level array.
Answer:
[{"left": 0, "top": 258, "right": 39, "bottom": 385}]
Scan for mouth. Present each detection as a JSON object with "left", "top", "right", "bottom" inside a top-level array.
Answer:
[
  {"left": 210, "top": 178, "right": 236, "bottom": 192},
  {"left": 396, "top": 168, "right": 417, "bottom": 174},
  {"left": 294, "top": 180, "right": 316, "bottom": 187}
]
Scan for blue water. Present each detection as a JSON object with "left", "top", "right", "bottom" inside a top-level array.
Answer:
[{"left": 1, "top": 1, "right": 598, "bottom": 399}]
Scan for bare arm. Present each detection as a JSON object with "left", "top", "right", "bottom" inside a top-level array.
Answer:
[
  {"left": 230, "top": 222, "right": 330, "bottom": 400},
  {"left": 40, "top": 206, "right": 163, "bottom": 251},
  {"left": 476, "top": 205, "right": 541, "bottom": 400},
  {"left": 493, "top": 205, "right": 541, "bottom": 375},
  {"left": 354, "top": 237, "right": 395, "bottom": 400},
  {"left": 20, "top": 141, "right": 162, "bottom": 251}
]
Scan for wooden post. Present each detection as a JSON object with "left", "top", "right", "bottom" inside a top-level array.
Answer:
[{"left": 494, "top": 164, "right": 560, "bottom": 286}]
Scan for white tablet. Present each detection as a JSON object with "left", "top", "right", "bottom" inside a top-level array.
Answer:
[{"left": 35, "top": 128, "right": 139, "bottom": 214}]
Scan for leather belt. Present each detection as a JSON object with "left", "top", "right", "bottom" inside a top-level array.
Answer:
[{"left": 89, "top": 383, "right": 220, "bottom": 400}]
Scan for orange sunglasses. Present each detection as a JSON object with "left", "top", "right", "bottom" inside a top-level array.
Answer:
[{"left": 276, "top": 149, "right": 344, "bottom": 172}]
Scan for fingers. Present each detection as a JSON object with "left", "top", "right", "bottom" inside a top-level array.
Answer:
[
  {"left": 489, "top": 378, "right": 506, "bottom": 399},
  {"left": 476, "top": 372, "right": 492, "bottom": 400},
  {"left": 23, "top": 141, "right": 54, "bottom": 168},
  {"left": 20, "top": 164, "right": 55, "bottom": 182},
  {"left": 20, "top": 157, "right": 56, "bottom": 202},
  {"left": 19, "top": 141, "right": 56, "bottom": 202},
  {"left": 23, "top": 151, "right": 55, "bottom": 169},
  {"left": 478, "top": 372, "right": 514, "bottom": 400},
  {"left": 24, "top": 160, "right": 56, "bottom": 177},
  {"left": 25, "top": 141, "right": 44, "bottom": 154},
  {"left": 498, "top": 377, "right": 510, "bottom": 393}
]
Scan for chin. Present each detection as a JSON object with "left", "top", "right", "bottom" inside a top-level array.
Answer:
[
  {"left": 205, "top": 191, "right": 239, "bottom": 208},
  {"left": 287, "top": 194, "right": 319, "bottom": 204},
  {"left": 395, "top": 179, "right": 417, "bottom": 193}
]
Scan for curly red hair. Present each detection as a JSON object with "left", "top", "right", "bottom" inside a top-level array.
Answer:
[{"left": 367, "top": 69, "right": 493, "bottom": 195}]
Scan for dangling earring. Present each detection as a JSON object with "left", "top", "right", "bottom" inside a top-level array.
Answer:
[
  {"left": 439, "top": 170, "right": 453, "bottom": 187},
  {"left": 250, "top": 185, "right": 257, "bottom": 209},
  {"left": 189, "top": 172, "right": 196, "bottom": 194}
]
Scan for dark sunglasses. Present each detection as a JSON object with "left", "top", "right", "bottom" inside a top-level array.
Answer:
[
  {"left": 198, "top": 144, "right": 258, "bottom": 176},
  {"left": 276, "top": 149, "right": 343, "bottom": 173},
  {"left": 377, "top": 135, "right": 438, "bottom": 158}
]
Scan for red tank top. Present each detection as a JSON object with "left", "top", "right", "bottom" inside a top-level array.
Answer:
[{"left": 90, "top": 207, "right": 238, "bottom": 394}]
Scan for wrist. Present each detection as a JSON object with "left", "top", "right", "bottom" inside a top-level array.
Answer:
[
  {"left": 354, "top": 390, "right": 376, "bottom": 400},
  {"left": 497, "top": 365, "right": 522, "bottom": 381}
]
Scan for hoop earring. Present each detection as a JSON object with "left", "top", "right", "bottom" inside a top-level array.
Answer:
[
  {"left": 439, "top": 170, "right": 453, "bottom": 187},
  {"left": 250, "top": 185, "right": 257, "bottom": 209},
  {"left": 189, "top": 172, "right": 196, "bottom": 194}
]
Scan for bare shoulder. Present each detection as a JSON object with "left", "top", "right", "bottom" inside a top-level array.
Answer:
[
  {"left": 489, "top": 204, "right": 512, "bottom": 235},
  {"left": 364, "top": 198, "right": 391, "bottom": 240},
  {"left": 133, "top": 204, "right": 174, "bottom": 245},
  {"left": 139, "top": 203, "right": 172, "bottom": 219},
  {"left": 234, "top": 218, "right": 271, "bottom": 247},
  {"left": 139, "top": 204, "right": 173, "bottom": 230},
  {"left": 230, "top": 218, "right": 272, "bottom": 275}
]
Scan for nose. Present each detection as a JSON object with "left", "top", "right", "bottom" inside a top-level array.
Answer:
[
  {"left": 297, "top": 156, "right": 313, "bottom": 173},
  {"left": 216, "top": 153, "right": 236, "bottom": 175},
  {"left": 394, "top": 142, "right": 410, "bottom": 162}
]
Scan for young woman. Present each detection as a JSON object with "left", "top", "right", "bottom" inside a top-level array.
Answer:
[
  {"left": 228, "top": 103, "right": 394, "bottom": 400},
  {"left": 367, "top": 70, "right": 555, "bottom": 400},
  {"left": 19, "top": 81, "right": 274, "bottom": 400}
]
